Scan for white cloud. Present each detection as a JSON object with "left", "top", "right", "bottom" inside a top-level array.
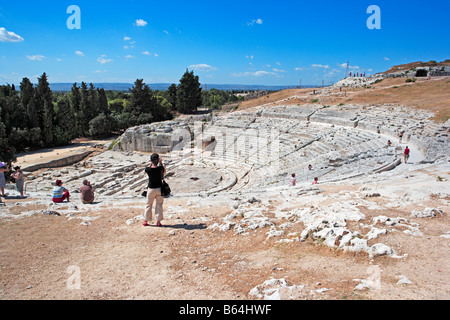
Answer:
[
  {"left": 75, "top": 51, "right": 85, "bottom": 57},
  {"left": 125, "top": 55, "right": 135, "bottom": 60},
  {"left": 324, "top": 68, "right": 341, "bottom": 78},
  {"left": 188, "top": 64, "right": 217, "bottom": 72},
  {"left": 272, "top": 68, "right": 287, "bottom": 73},
  {"left": 26, "top": 55, "right": 46, "bottom": 61},
  {"left": 232, "top": 70, "right": 276, "bottom": 77},
  {"left": 153, "top": 53, "right": 159, "bottom": 57},
  {"left": 384, "top": 57, "right": 390, "bottom": 61},
  {"left": 142, "top": 51, "right": 151, "bottom": 56},
  {"left": 0, "top": 27, "right": 24, "bottom": 42},
  {"left": 294, "top": 67, "right": 305, "bottom": 71},
  {"left": 311, "top": 64, "right": 329, "bottom": 69},
  {"left": 135, "top": 19, "right": 148, "bottom": 27},
  {"left": 56, "top": 58, "right": 62, "bottom": 62},
  {"left": 97, "top": 56, "right": 113, "bottom": 64},
  {"left": 338, "top": 62, "right": 359, "bottom": 69},
  {"left": 163, "top": 30, "right": 169, "bottom": 34},
  {"left": 247, "top": 18, "right": 263, "bottom": 26},
  {"left": 124, "top": 36, "right": 132, "bottom": 41}
]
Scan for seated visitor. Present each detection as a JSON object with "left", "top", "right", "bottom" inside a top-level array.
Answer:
[
  {"left": 80, "top": 179, "right": 95, "bottom": 204},
  {"left": 52, "top": 180, "right": 70, "bottom": 203}
]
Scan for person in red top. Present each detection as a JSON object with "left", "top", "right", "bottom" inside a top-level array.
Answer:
[{"left": 404, "top": 146, "right": 410, "bottom": 164}]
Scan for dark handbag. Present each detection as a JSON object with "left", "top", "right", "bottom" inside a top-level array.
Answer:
[{"left": 161, "top": 180, "right": 171, "bottom": 198}]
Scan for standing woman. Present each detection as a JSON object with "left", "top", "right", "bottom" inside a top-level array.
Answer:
[
  {"left": 0, "top": 162, "right": 9, "bottom": 198},
  {"left": 143, "top": 153, "right": 166, "bottom": 227},
  {"left": 11, "top": 166, "right": 25, "bottom": 197}
]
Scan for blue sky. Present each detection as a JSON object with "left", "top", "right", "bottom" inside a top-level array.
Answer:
[{"left": 0, "top": 0, "right": 449, "bottom": 86}]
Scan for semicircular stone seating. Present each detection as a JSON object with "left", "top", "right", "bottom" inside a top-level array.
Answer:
[
  {"left": 23, "top": 103, "right": 448, "bottom": 198},
  {"left": 199, "top": 103, "right": 449, "bottom": 191}
]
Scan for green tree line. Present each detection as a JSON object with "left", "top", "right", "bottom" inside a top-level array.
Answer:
[{"left": 0, "top": 69, "right": 241, "bottom": 164}]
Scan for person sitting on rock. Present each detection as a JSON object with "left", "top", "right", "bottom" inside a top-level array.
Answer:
[
  {"left": 312, "top": 177, "right": 319, "bottom": 185},
  {"left": 80, "top": 179, "right": 95, "bottom": 204},
  {"left": 52, "top": 180, "right": 70, "bottom": 203}
]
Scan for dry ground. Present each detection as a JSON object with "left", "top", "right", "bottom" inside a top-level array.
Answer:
[{"left": 0, "top": 177, "right": 448, "bottom": 301}]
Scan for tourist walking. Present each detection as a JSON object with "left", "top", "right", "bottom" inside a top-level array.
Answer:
[
  {"left": 11, "top": 166, "right": 25, "bottom": 197},
  {"left": 312, "top": 177, "right": 319, "bottom": 185},
  {"left": 0, "top": 162, "right": 9, "bottom": 197},
  {"left": 143, "top": 153, "right": 166, "bottom": 227},
  {"left": 52, "top": 180, "right": 70, "bottom": 203},
  {"left": 404, "top": 146, "right": 410, "bottom": 164},
  {"left": 80, "top": 179, "right": 95, "bottom": 204},
  {"left": 398, "top": 131, "right": 404, "bottom": 144},
  {"left": 289, "top": 173, "right": 296, "bottom": 187}
]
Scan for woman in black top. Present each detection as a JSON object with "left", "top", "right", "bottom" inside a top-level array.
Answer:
[{"left": 143, "top": 153, "right": 166, "bottom": 227}]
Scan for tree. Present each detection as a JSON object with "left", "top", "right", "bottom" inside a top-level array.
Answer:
[
  {"left": 176, "top": 69, "right": 202, "bottom": 114},
  {"left": 78, "top": 82, "right": 91, "bottom": 136},
  {"left": 88, "top": 83, "right": 99, "bottom": 119},
  {"left": 125, "top": 79, "right": 158, "bottom": 126},
  {"left": 89, "top": 113, "right": 118, "bottom": 138},
  {"left": 167, "top": 83, "right": 178, "bottom": 111},
  {"left": 55, "top": 97, "right": 77, "bottom": 145},
  {"left": 97, "top": 88, "right": 109, "bottom": 115},
  {"left": 0, "top": 119, "right": 15, "bottom": 164},
  {"left": 35, "top": 73, "right": 54, "bottom": 132},
  {"left": 20, "top": 77, "right": 36, "bottom": 127},
  {"left": 70, "top": 83, "right": 81, "bottom": 136},
  {"left": 26, "top": 98, "right": 39, "bottom": 129},
  {"left": 42, "top": 101, "right": 54, "bottom": 146}
]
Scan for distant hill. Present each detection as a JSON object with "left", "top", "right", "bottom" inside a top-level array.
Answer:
[
  {"left": 382, "top": 59, "right": 450, "bottom": 75},
  {"left": 48, "top": 83, "right": 320, "bottom": 92}
]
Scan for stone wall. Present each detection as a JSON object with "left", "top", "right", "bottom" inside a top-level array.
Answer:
[{"left": 114, "top": 121, "right": 193, "bottom": 154}]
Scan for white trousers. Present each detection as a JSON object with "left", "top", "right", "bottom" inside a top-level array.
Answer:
[{"left": 145, "top": 188, "right": 164, "bottom": 222}]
